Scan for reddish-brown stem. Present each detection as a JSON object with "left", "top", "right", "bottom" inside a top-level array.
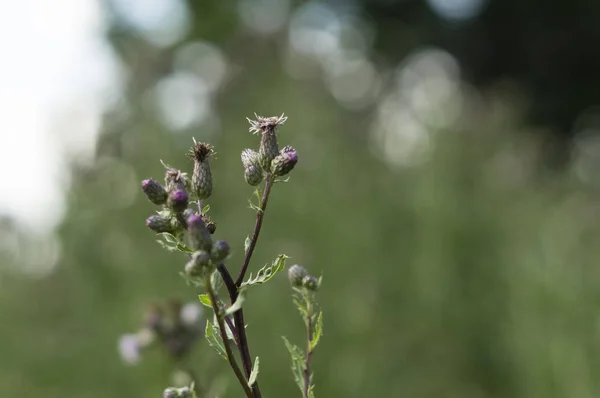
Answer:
[
  {"left": 204, "top": 275, "right": 253, "bottom": 398},
  {"left": 217, "top": 264, "right": 262, "bottom": 398},
  {"left": 235, "top": 174, "right": 275, "bottom": 286}
]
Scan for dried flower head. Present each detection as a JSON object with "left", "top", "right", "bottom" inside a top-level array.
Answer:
[
  {"left": 248, "top": 113, "right": 287, "bottom": 171},
  {"left": 163, "top": 165, "right": 189, "bottom": 193},
  {"left": 247, "top": 113, "right": 288, "bottom": 135},
  {"left": 187, "top": 140, "right": 214, "bottom": 200}
]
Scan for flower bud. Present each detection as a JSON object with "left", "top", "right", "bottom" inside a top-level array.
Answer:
[
  {"left": 164, "top": 167, "right": 188, "bottom": 192},
  {"left": 244, "top": 165, "right": 264, "bottom": 186},
  {"left": 187, "top": 214, "right": 213, "bottom": 251},
  {"left": 211, "top": 240, "right": 230, "bottom": 262},
  {"left": 178, "top": 386, "right": 193, "bottom": 398},
  {"left": 271, "top": 146, "right": 298, "bottom": 176},
  {"left": 146, "top": 215, "right": 174, "bottom": 234},
  {"left": 241, "top": 148, "right": 260, "bottom": 168},
  {"left": 247, "top": 114, "right": 287, "bottom": 172},
  {"left": 302, "top": 275, "right": 319, "bottom": 292},
  {"left": 188, "top": 141, "right": 213, "bottom": 200},
  {"left": 185, "top": 250, "right": 212, "bottom": 277},
  {"left": 201, "top": 214, "right": 217, "bottom": 234},
  {"left": 182, "top": 208, "right": 196, "bottom": 222},
  {"left": 162, "top": 387, "right": 178, "bottom": 398},
  {"left": 141, "top": 179, "right": 168, "bottom": 205},
  {"left": 288, "top": 264, "right": 309, "bottom": 288},
  {"left": 168, "top": 190, "right": 189, "bottom": 213}
]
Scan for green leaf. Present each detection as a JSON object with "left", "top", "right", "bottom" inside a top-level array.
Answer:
[
  {"left": 180, "top": 271, "right": 203, "bottom": 288},
  {"left": 244, "top": 236, "right": 251, "bottom": 254},
  {"left": 274, "top": 176, "right": 291, "bottom": 183},
  {"left": 282, "top": 336, "right": 306, "bottom": 393},
  {"left": 211, "top": 269, "right": 223, "bottom": 293},
  {"left": 225, "top": 289, "right": 246, "bottom": 316},
  {"left": 205, "top": 320, "right": 227, "bottom": 360},
  {"left": 214, "top": 314, "right": 236, "bottom": 341},
  {"left": 202, "top": 204, "right": 211, "bottom": 214},
  {"left": 198, "top": 294, "right": 212, "bottom": 308},
  {"left": 240, "top": 254, "right": 288, "bottom": 289},
  {"left": 310, "top": 311, "right": 323, "bottom": 352},
  {"left": 156, "top": 232, "right": 193, "bottom": 253},
  {"left": 292, "top": 293, "right": 309, "bottom": 318},
  {"left": 248, "top": 357, "right": 260, "bottom": 387},
  {"left": 253, "top": 187, "right": 263, "bottom": 209}
]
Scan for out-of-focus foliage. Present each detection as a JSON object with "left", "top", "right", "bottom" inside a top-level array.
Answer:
[{"left": 2, "top": 1, "right": 600, "bottom": 398}]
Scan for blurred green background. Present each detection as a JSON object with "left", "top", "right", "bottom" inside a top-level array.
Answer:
[{"left": 2, "top": 1, "right": 600, "bottom": 397}]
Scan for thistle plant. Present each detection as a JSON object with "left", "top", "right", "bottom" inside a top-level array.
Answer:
[{"left": 123, "top": 114, "right": 323, "bottom": 398}]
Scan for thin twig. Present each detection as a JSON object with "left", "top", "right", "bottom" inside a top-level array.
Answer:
[
  {"left": 303, "top": 293, "right": 313, "bottom": 398},
  {"left": 235, "top": 174, "right": 275, "bottom": 286},
  {"left": 204, "top": 275, "right": 253, "bottom": 398}
]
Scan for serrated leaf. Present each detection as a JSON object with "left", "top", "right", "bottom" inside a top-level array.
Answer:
[
  {"left": 211, "top": 269, "right": 223, "bottom": 293},
  {"left": 253, "top": 187, "right": 263, "bottom": 208},
  {"left": 198, "top": 294, "right": 212, "bottom": 308},
  {"left": 225, "top": 289, "right": 246, "bottom": 316},
  {"left": 248, "top": 357, "right": 260, "bottom": 387},
  {"left": 180, "top": 271, "right": 204, "bottom": 288},
  {"left": 205, "top": 320, "right": 227, "bottom": 360},
  {"left": 274, "top": 176, "right": 291, "bottom": 183},
  {"left": 240, "top": 254, "right": 288, "bottom": 289},
  {"left": 292, "top": 293, "right": 309, "bottom": 318},
  {"left": 156, "top": 232, "right": 193, "bottom": 253},
  {"left": 213, "top": 313, "right": 236, "bottom": 341},
  {"left": 282, "top": 336, "right": 306, "bottom": 393},
  {"left": 244, "top": 236, "right": 251, "bottom": 254},
  {"left": 310, "top": 311, "right": 323, "bottom": 352}
]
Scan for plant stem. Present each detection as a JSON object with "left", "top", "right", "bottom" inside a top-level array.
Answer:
[
  {"left": 235, "top": 174, "right": 275, "bottom": 286},
  {"left": 204, "top": 275, "right": 253, "bottom": 398},
  {"left": 303, "top": 293, "right": 313, "bottom": 398},
  {"left": 218, "top": 264, "right": 262, "bottom": 398}
]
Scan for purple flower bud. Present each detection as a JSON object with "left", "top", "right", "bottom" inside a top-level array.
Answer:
[
  {"left": 168, "top": 189, "right": 189, "bottom": 213},
  {"left": 244, "top": 165, "right": 264, "bottom": 186},
  {"left": 271, "top": 146, "right": 298, "bottom": 176},
  {"left": 211, "top": 240, "right": 230, "bottom": 262},
  {"left": 141, "top": 179, "right": 168, "bottom": 205},
  {"left": 187, "top": 214, "right": 213, "bottom": 251},
  {"left": 288, "top": 264, "right": 308, "bottom": 288},
  {"left": 146, "top": 215, "right": 174, "bottom": 234}
]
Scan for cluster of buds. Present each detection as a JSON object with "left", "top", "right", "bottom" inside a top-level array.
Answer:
[
  {"left": 287, "top": 264, "right": 319, "bottom": 292},
  {"left": 142, "top": 142, "right": 216, "bottom": 237},
  {"left": 242, "top": 114, "right": 298, "bottom": 185},
  {"left": 184, "top": 214, "right": 230, "bottom": 278},
  {"left": 118, "top": 300, "right": 204, "bottom": 365}
]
